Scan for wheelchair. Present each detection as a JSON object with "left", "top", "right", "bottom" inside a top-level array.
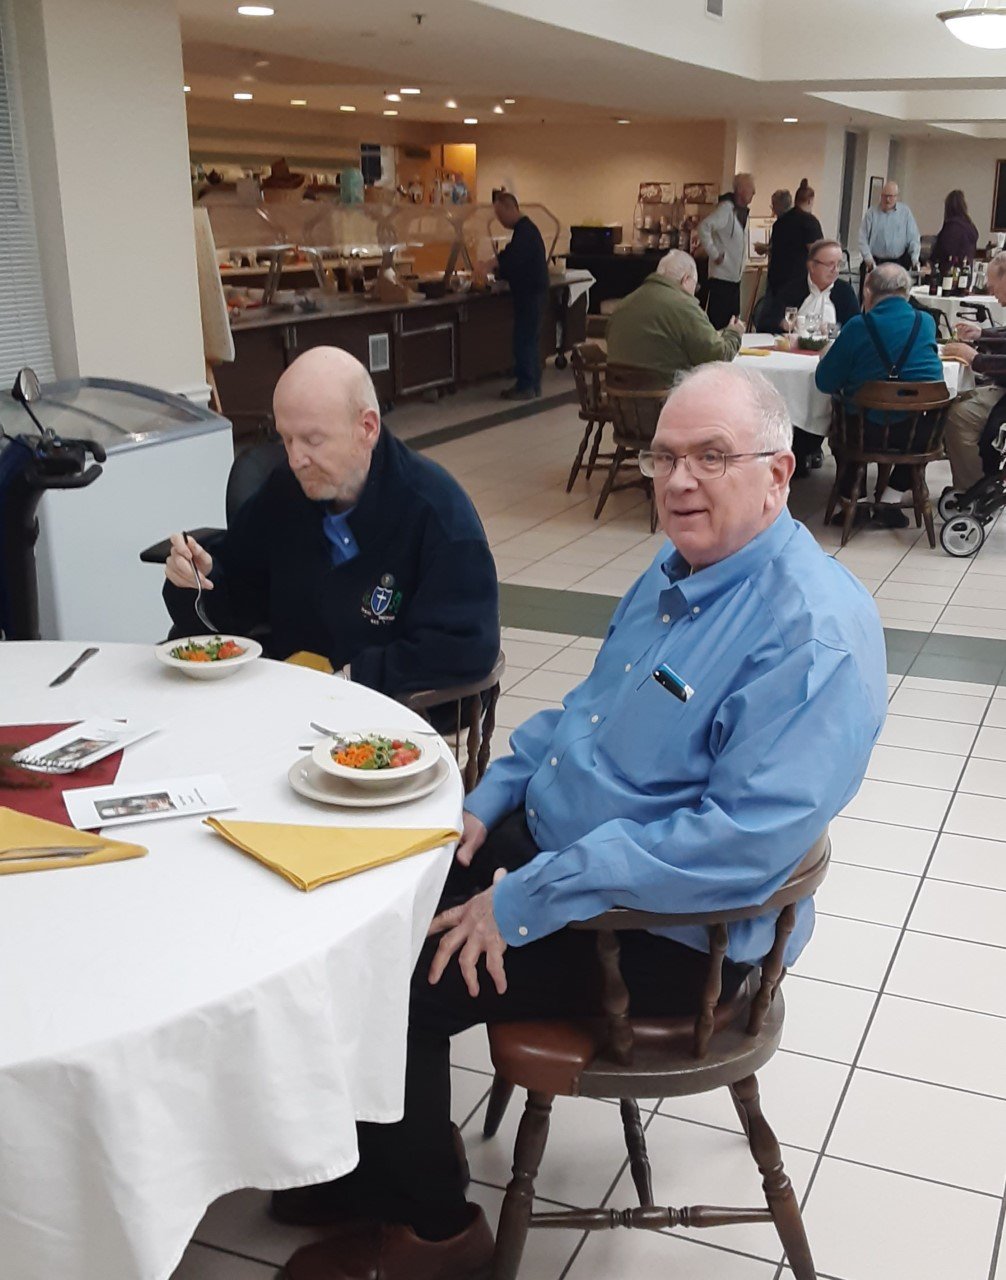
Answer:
[{"left": 939, "top": 423, "right": 1006, "bottom": 557}]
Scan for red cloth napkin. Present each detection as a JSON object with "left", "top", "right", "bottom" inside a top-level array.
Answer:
[{"left": 0, "top": 724, "right": 123, "bottom": 827}]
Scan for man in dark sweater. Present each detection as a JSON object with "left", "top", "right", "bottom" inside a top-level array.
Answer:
[
  {"left": 486, "top": 191, "right": 549, "bottom": 400},
  {"left": 761, "top": 239, "right": 859, "bottom": 336},
  {"left": 163, "top": 346, "right": 500, "bottom": 700}
]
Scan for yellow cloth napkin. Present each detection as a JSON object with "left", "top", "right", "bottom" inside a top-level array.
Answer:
[
  {"left": 0, "top": 806, "right": 147, "bottom": 876},
  {"left": 204, "top": 818, "right": 460, "bottom": 891},
  {"left": 284, "top": 650, "right": 335, "bottom": 674},
  {"left": 738, "top": 347, "right": 772, "bottom": 357}
]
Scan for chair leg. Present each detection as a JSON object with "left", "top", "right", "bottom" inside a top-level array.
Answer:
[
  {"left": 647, "top": 480, "right": 658, "bottom": 534},
  {"left": 914, "top": 466, "right": 936, "bottom": 547},
  {"left": 492, "top": 1091, "right": 553, "bottom": 1280},
  {"left": 483, "top": 1073, "right": 515, "bottom": 1138},
  {"left": 823, "top": 478, "right": 840, "bottom": 527},
  {"left": 619, "top": 1099, "right": 654, "bottom": 1207},
  {"left": 566, "top": 421, "right": 594, "bottom": 493},
  {"left": 593, "top": 446, "right": 625, "bottom": 521},
  {"left": 732, "top": 1074, "right": 816, "bottom": 1280},
  {"left": 585, "top": 422, "right": 606, "bottom": 478},
  {"left": 841, "top": 465, "right": 866, "bottom": 546},
  {"left": 728, "top": 1084, "right": 751, "bottom": 1137}
]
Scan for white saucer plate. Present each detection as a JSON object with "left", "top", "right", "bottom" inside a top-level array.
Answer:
[{"left": 288, "top": 753, "right": 451, "bottom": 808}]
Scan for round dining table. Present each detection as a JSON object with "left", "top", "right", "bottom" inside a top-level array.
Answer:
[
  {"left": 0, "top": 641, "right": 463, "bottom": 1280},
  {"left": 909, "top": 287, "right": 1006, "bottom": 330},
  {"left": 737, "top": 333, "right": 974, "bottom": 439}
]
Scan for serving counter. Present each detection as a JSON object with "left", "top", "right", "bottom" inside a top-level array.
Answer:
[{"left": 214, "top": 275, "right": 589, "bottom": 423}]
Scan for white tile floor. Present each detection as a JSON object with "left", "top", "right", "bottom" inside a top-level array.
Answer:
[{"left": 176, "top": 380, "right": 1006, "bottom": 1279}]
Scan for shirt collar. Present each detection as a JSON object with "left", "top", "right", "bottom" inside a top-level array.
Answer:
[
  {"left": 660, "top": 509, "right": 796, "bottom": 611},
  {"left": 806, "top": 275, "right": 833, "bottom": 300}
]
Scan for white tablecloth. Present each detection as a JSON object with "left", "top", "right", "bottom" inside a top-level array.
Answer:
[
  {"left": 738, "top": 334, "right": 973, "bottom": 439},
  {"left": 909, "top": 288, "right": 1006, "bottom": 328},
  {"left": 0, "top": 643, "right": 463, "bottom": 1280}
]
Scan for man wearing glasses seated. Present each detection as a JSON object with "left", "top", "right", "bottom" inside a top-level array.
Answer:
[
  {"left": 761, "top": 239, "right": 859, "bottom": 338},
  {"left": 277, "top": 363, "right": 886, "bottom": 1280}
]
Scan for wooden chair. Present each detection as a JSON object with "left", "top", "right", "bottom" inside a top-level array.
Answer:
[
  {"left": 400, "top": 651, "right": 505, "bottom": 793},
  {"left": 567, "top": 344, "right": 614, "bottom": 493},
  {"left": 483, "top": 832, "right": 831, "bottom": 1280},
  {"left": 593, "top": 364, "right": 669, "bottom": 531},
  {"left": 824, "top": 381, "right": 953, "bottom": 548}
]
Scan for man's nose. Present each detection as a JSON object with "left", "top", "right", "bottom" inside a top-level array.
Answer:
[{"left": 663, "top": 460, "right": 698, "bottom": 493}]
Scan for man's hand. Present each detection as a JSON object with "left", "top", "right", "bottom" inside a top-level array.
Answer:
[
  {"left": 727, "top": 316, "right": 746, "bottom": 336},
  {"left": 955, "top": 320, "right": 983, "bottom": 343},
  {"left": 942, "top": 341, "right": 977, "bottom": 367},
  {"left": 165, "top": 533, "right": 214, "bottom": 590},
  {"left": 864, "top": 258, "right": 875, "bottom": 272},
  {"left": 713, "top": 254, "right": 725, "bottom": 267},
  {"left": 427, "top": 870, "right": 508, "bottom": 996},
  {"left": 454, "top": 811, "right": 487, "bottom": 867}
]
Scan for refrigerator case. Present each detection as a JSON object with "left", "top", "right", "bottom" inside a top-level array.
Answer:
[{"left": 2, "top": 378, "right": 234, "bottom": 643}]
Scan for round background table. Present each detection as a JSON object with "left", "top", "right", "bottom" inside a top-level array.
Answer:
[
  {"left": 737, "top": 333, "right": 972, "bottom": 438},
  {"left": 0, "top": 642, "right": 463, "bottom": 1280},
  {"left": 909, "top": 287, "right": 1006, "bottom": 329}
]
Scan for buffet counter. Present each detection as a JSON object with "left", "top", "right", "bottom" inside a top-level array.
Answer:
[{"left": 215, "top": 273, "right": 590, "bottom": 425}]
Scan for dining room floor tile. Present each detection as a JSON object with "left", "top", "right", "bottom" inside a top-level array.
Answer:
[
  {"left": 927, "top": 830, "right": 1006, "bottom": 891},
  {"left": 907, "top": 876, "right": 1006, "bottom": 949},
  {"left": 814, "top": 860, "right": 919, "bottom": 927},
  {"left": 827, "top": 815, "right": 936, "bottom": 876}
]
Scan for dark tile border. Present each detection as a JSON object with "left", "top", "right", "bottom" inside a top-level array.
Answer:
[{"left": 402, "top": 390, "right": 577, "bottom": 452}]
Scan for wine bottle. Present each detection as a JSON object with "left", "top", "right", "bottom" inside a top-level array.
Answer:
[
  {"left": 959, "top": 259, "right": 972, "bottom": 295},
  {"left": 941, "top": 257, "right": 954, "bottom": 294},
  {"left": 928, "top": 262, "right": 940, "bottom": 296}
]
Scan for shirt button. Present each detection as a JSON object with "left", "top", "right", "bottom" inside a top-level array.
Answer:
[
  {"left": 518, "top": 926, "right": 528, "bottom": 937},
  {"left": 528, "top": 808, "right": 536, "bottom": 818},
  {"left": 550, "top": 756, "right": 558, "bottom": 767},
  {"left": 624, "top": 663, "right": 632, "bottom": 672},
  {"left": 662, "top": 613, "right": 670, "bottom": 623},
  {"left": 590, "top": 714, "right": 599, "bottom": 724},
  {"left": 692, "top": 606, "right": 700, "bottom": 615}
]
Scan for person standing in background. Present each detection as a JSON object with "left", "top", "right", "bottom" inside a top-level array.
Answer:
[
  {"left": 753, "top": 179, "right": 825, "bottom": 328},
  {"left": 858, "top": 181, "right": 920, "bottom": 296},
  {"left": 482, "top": 190, "right": 549, "bottom": 401},
  {"left": 698, "top": 172, "right": 756, "bottom": 328},
  {"left": 931, "top": 189, "right": 979, "bottom": 278}
]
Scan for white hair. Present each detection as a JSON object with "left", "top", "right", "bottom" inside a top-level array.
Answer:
[
  {"left": 866, "top": 262, "right": 911, "bottom": 298},
  {"left": 988, "top": 250, "right": 1006, "bottom": 280},
  {"left": 671, "top": 363, "right": 793, "bottom": 452},
  {"left": 655, "top": 249, "right": 698, "bottom": 284}
]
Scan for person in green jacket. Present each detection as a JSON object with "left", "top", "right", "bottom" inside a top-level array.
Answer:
[{"left": 606, "top": 249, "right": 745, "bottom": 384}]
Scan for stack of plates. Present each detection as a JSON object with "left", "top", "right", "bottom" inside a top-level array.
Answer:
[{"left": 288, "top": 731, "right": 449, "bottom": 809}]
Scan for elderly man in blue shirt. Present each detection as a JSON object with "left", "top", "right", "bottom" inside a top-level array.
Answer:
[
  {"left": 858, "top": 181, "right": 921, "bottom": 298},
  {"left": 279, "top": 364, "right": 888, "bottom": 1280}
]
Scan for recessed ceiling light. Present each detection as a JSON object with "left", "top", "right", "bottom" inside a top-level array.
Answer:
[
  {"left": 504, "top": 97, "right": 516, "bottom": 104},
  {"left": 183, "top": 84, "right": 191, "bottom": 93},
  {"left": 340, "top": 104, "right": 357, "bottom": 112},
  {"left": 383, "top": 109, "right": 398, "bottom": 116},
  {"left": 237, "top": 5, "right": 274, "bottom": 15},
  {"left": 254, "top": 58, "right": 270, "bottom": 67},
  {"left": 445, "top": 99, "right": 458, "bottom": 109},
  {"left": 493, "top": 105, "right": 504, "bottom": 114},
  {"left": 233, "top": 92, "right": 254, "bottom": 100},
  {"left": 385, "top": 92, "right": 401, "bottom": 102},
  {"left": 464, "top": 117, "right": 478, "bottom": 125},
  {"left": 783, "top": 116, "right": 799, "bottom": 123},
  {"left": 615, "top": 118, "right": 631, "bottom": 125},
  {"left": 400, "top": 87, "right": 421, "bottom": 95},
  {"left": 290, "top": 99, "right": 307, "bottom": 106}
]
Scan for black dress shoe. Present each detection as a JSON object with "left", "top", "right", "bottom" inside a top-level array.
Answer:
[
  {"left": 793, "top": 458, "right": 810, "bottom": 480},
  {"left": 872, "top": 505, "right": 910, "bottom": 529},
  {"left": 809, "top": 449, "right": 824, "bottom": 469},
  {"left": 500, "top": 385, "right": 540, "bottom": 401}
]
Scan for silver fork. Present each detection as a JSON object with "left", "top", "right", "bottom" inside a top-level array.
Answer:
[{"left": 182, "top": 530, "right": 214, "bottom": 632}]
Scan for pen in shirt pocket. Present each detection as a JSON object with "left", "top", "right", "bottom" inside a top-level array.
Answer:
[{"left": 652, "top": 662, "right": 694, "bottom": 704}]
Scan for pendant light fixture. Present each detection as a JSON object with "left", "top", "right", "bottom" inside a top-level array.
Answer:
[{"left": 938, "top": 1, "right": 1006, "bottom": 48}]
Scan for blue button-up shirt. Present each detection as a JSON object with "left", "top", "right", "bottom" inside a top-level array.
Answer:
[
  {"left": 858, "top": 203, "right": 921, "bottom": 267},
  {"left": 468, "top": 510, "right": 887, "bottom": 965},
  {"left": 321, "top": 509, "right": 360, "bottom": 566}
]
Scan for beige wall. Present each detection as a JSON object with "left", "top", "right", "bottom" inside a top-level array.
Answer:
[
  {"left": 743, "top": 123, "right": 845, "bottom": 241},
  {"left": 11, "top": 0, "right": 205, "bottom": 396},
  {"left": 901, "top": 136, "right": 1005, "bottom": 239},
  {"left": 474, "top": 120, "right": 727, "bottom": 251}
]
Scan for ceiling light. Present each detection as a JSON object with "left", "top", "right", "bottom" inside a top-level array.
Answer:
[
  {"left": 290, "top": 99, "right": 307, "bottom": 106},
  {"left": 233, "top": 92, "right": 254, "bottom": 100},
  {"left": 237, "top": 5, "right": 275, "bottom": 15},
  {"left": 783, "top": 116, "right": 799, "bottom": 123},
  {"left": 340, "top": 104, "right": 357, "bottom": 112},
  {"left": 939, "top": 4, "right": 1006, "bottom": 47},
  {"left": 400, "top": 87, "right": 421, "bottom": 95},
  {"left": 385, "top": 92, "right": 401, "bottom": 102},
  {"left": 254, "top": 58, "right": 270, "bottom": 67},
  {"left": 445, "top": 98, "right": 458, "bottom": 109},
  {"left": 615, "top": 118, "right": 631, "bottom": 125},
  {"left": 493, "top": 105, "right": 504, "bottom": 114},
  {"left": 504, "top": 97, "right": 516, "bottom": 104},
  {"left": 183, "top": 84, "right": 191, "bottom": 93},
  {"left": 383, "top": 109, "right": 398, "bottom": 116},
  {"left": 464, "top": 117, "right": 478, "bottom": 125}
]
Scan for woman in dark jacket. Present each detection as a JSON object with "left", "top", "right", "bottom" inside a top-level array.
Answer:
[{"left": 932, "top": 190, "right": 979, "bottom": 275}]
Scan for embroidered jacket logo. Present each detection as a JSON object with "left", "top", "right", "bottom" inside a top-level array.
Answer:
[{"left": 362, "top": 573, "right": 403, "bottom": 625}]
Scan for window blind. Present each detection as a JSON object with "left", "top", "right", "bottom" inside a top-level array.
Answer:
[{"left": 0, "top": 0, "right": 53, "bottom": 385}]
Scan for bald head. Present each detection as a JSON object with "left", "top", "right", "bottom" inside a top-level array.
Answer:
[
  {"left": 880, "top": 182, "right": 899, "bottom": 212},
  {"left": 273, "top": 347, "right": 381, "bottom": 506},
  {"left": 733, "top": 172, "right": 755, "bottom": 208}
]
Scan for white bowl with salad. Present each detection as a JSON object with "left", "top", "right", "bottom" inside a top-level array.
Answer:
[
  {"left": 155, "top": 634, "right": 262, "bottom": 680},
  {"left": 311, "top": 731, "right": 438, "bottom": 787}
]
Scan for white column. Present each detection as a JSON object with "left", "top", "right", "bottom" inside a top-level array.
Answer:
[{"left": 9, "top": 0, "right": 205, "bottom": 397}]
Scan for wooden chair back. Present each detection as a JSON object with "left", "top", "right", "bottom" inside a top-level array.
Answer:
[
  {"left": 606, "top": 386, "right": 668, "bottom": 453},
  {"left": 570, "top": 343, "right": 608, "bottom": 420},
  {"left": 846, "top": 380, "right": 953, "bottom": 460},
  {"left": 401, "top": 650, "right": 505, "bottom": 793},
  {"left": 605, "top": 362, "right": 669, "bottom": 393}
]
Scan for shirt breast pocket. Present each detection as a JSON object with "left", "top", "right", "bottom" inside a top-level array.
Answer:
[{"left": 597, "top": 673, "right": 708, "bottom": 791}]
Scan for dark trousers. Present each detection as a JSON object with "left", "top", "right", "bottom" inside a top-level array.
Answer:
[
  {"left": 343, "top": 809, "right": 749, "bottom": 1240},
  {"left": 705, "top": 278, "right": 741, "bottom": 330},
  {"left": 859, "top": 251, "right": 912, "bottom": 300},
  {"left": 793, "top": 426, "right": 824, "bottom": 471},
  {"left": 838, "top": 416, "right": 927, "bottom": 497},
  {"left": 512, "top": 292, "right": 543, "bottom": 392}
]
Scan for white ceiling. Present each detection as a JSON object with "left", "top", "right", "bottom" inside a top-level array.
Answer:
[{"left": 175, "top": 0, "right": 1006, "bottom": 138}]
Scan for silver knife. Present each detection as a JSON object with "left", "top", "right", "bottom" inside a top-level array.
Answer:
[{"left": 49, "top": 647, "right": 98, "bottom": 687}]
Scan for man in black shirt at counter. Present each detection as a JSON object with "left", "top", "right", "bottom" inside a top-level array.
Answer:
[
  {"left": 485, "top": 190, "right": 549, "bottom": 400},
  {"left": 162, "top": 346, "right": 500, "bottom": 703}
]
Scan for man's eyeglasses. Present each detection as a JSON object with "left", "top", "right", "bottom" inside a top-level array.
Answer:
[
  {"left": 638, "top": 449, "right": 779, "bottom": 480},
  {"left": 810, "top": 258, "right": 841, "bottom": 270}
]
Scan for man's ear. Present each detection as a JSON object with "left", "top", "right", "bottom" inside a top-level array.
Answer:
[
  {"left": 361, "top": 407, "right": 382, "bottom": 445},
  {"left": 769, "top": 450, "right": 795, "bottom": 504}
]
